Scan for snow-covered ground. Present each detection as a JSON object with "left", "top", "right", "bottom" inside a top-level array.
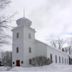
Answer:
[
  {"left": 0, "top": 64, "right": 72, "bottom": 72},
  {"left": 0, "top": 66, "right": 11, "bottom": 71},
  {"left": 10, "top": 64, "right": 72, "bottom": 72}
]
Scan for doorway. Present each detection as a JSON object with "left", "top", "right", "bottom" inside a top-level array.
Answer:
[{"left": 16, "top": 60, "right": 20, "bottom": 66}]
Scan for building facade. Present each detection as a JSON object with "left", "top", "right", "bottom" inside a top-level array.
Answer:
[{"left": 12, "top": 17, "right": 69, "bottom": 67}]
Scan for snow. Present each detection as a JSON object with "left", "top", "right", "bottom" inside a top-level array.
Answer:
[
  {"left": 0, "top": 66, "right": 11, "bottom": 71},
  {"left": 0, "top": 64, "right": 72, "bottom": 72},
  {"left": 10, "top": 64, "right": 72, "bottom": 72}
]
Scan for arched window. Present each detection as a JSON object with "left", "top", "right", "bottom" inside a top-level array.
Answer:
[
  {"left": 55, "top": 55, "right": 57, "bottom": 63},
  {"left": 17, "top": 32, "right": 19, "bottom": 38},
  {"left": 29, "top": 59, "right": 32, "bottom": 64},
  {"left": 16, "top": 47, "right": 19, "bottom": 53},
  {"left": 59, "top": 56, "right": 61, "bottom": 63},
  {"left": 50, "top": 54, "right": 52, "bottom": 61},
  {"left": 29, "top": 47, "right": 31, "bottom": 53},
  {"left": 65, "top": 58, "right": 66, "bottom": 64},
  {"left": 62, "top": 57, "right": 63, "bottom": 64}
]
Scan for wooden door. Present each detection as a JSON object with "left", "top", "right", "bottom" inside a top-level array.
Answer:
[{"left": 16, "top": 60, "right": 20, "bottom": 66}]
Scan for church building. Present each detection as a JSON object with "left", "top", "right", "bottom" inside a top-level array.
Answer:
[{"left": 12, "top": 17, "right": 69, "bottom": 67}]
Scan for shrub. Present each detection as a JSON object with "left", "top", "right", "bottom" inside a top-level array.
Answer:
[{"left": 29, "top": 56, "right": 52, "bottom": 66}]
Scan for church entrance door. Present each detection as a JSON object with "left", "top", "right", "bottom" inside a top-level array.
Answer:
[{"left": 16, "top": 60, "right": 20, "bottom": 66}]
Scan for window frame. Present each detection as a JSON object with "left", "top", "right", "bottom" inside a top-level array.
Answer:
[
  {"left": 16, "top": 47, "right": 19, "bottom": 53},
  {"left": 29, "top": 47, "right": 31, "bottom": 53},
  {"left": 16, "top": 32, "right": 19, "bottom": 38},
  {"left": 29, "top": 59, "right": 32, "bottom": 64},
  {"left": 55, "top": 55, "right": 57, "bottom": 63},
  {"left": 59, "top": 56, "right": 61, "bottom": 63}
]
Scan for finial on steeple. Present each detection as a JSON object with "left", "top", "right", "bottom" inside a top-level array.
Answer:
[{"left": 23, "top": 8, "right": 25, "bottom": 17}]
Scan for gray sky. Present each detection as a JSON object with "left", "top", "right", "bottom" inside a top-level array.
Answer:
[
  {"left": 1, "top": 0, "right": 72, "bottom": 51},
  {"left": 12, "top": 0, "right": 72, "bottom": 42}
]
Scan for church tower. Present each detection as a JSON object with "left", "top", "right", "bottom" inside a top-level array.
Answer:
[{"left": 12, "top": 17, "right": 35, "bottom": 67}]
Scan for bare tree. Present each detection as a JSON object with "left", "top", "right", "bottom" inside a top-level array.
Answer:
[
  {"left": 2, "top": 51, "right": 12, "bottom": 66},
  {"left": 67, "top": 38, "right": 72, "bottom": 47},
  {"left": 50, "top": 40, "right": 57, "bottom": 48},
  {"left": 57, "top": 38, "right": 65, "bottom": 49},
  {"left": 0, "top": 0, "right": 12, "bottom": 46},
  {"left": 49, "top": 38, "right": 65, "bottom": 50},
  {"left": 0, "top": 12, "right": 17, "bottom": 46},
  {"left": 0, "top": 0, "right": 11, "bottom": 9},
  {"left": 66, "top": 38, "right": 72, "bottom": 54}
]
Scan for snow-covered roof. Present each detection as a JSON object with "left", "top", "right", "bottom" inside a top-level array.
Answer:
[{"left": 35, "top": 39, "right": 69, "bottom": 56}]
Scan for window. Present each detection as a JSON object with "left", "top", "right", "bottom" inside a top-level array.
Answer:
[
  {"left": 59, "top": 56, "right": 61, "bottom": 63},
  {"left": 55, "top": 55, "right": 57, "bottom": 63},
  {"left": 28, "top": 33, "right": 31, "bottom": 39},
  {"left": 0, "top": 61, "right": 1, "bottom": 64},
  {"left": 50, "top": 54, "right": 52, "bottom": 61},
  {"left": 29, "top": 47, "right": 31, "bottom": 53},
  {"left": 13, "top": 62, "right": 15, "bottom": 64},
  {"left": 29, "top": 59, "right": 32, "bottom": 64},
  {"left": 17, "top": 32, "right": 19, "bottom": 38},
  {"left": 62, "top": 57, "right": 63, "bottom": 64},
  {"left": 16, "top": 47, "right": 19, "bottom": 53},
  {"left": 67, "top": 59, "right": 69, "bottom": 64},
  {"left": 65, "top": 58, "right": 66, "bottom": 64}
]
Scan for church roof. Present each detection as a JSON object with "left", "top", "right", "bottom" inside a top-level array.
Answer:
[{"left": 16, "top": 17, "right": 32, "bottom": 26}]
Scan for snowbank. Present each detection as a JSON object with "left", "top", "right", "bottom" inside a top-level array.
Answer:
[
  {"left": 10, "top": 64, "right": 72, "bottom": 72},
  {"left": 0, "top": 64, "right": 72, "bottom": 72}
]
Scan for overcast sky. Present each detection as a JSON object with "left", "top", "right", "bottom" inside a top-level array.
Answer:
[
  {"left": 12, "top": 0, "right": 72, "bottom": 42},
  {"left": 1, "top": 0, "right": 72, "bottom": 51}
]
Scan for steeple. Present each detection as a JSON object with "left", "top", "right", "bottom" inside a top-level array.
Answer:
[
  {"left": 23, "top": 8, "right": 25, "bottom": 17},
  {"left": 16, "top": 9, "right": 32, "bottom": 27},
  {"left": 16, "top": 17, "right": 32, "bottom": 27}
]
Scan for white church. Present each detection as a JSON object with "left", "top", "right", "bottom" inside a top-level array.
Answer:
[{"left": 12, "top": 17, "right": 69, "bottom": 67}]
